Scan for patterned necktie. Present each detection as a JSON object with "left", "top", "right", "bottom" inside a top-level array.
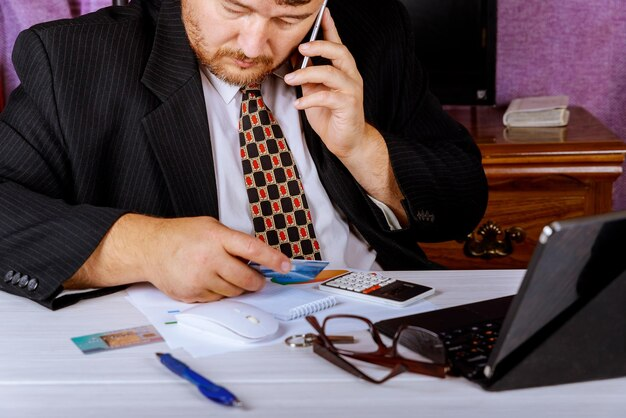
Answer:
[{"left": 238, "top": 83, "right": 322, "bottom": 260}]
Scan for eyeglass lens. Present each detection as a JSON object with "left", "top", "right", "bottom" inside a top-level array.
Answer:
[
  {"left": 314, "top": 316, "right": 402, "bottom": 383},
  {"left": 315, "top": 315, "right": 448, "bottom": 382}
]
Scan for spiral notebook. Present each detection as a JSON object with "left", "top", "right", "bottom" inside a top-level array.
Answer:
[{"left": 236, "top": 283, "right": 336, "bottom": 321}]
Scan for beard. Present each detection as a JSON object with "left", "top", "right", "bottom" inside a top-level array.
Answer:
[
  {"left": 182, "top": 6, "right": 278, "bottom": 86},
  {"left": 200, "top": 47, "right": 275, "bottom": 86}
]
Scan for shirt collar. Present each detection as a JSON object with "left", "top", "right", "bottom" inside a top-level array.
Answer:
[{"left": 201, "top": 61, "right": 293, "bottom": 105}]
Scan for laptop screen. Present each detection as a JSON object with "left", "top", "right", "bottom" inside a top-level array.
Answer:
[{"left": 487, "top": 210, "right": 626, "bottom": 376}]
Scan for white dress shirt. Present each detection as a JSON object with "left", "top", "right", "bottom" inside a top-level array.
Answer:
[{"left": 198, "top": 64, "right": 387, "bottom": 270}]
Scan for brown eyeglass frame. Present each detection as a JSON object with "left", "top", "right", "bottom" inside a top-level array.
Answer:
[{"left": 306, "top": 315, "right": 449, "bottom": 384}]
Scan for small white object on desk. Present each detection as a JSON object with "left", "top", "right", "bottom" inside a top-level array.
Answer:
[
  {"left": 503, "top": 95, "right": 570, "bottom": 127},
  {"left": 175, "top": 300, "right": 279, "bottom": 343}
]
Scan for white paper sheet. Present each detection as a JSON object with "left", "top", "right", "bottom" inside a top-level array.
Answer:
[{"left": 126, "top": 280, "right": 440, "bottom": 357}]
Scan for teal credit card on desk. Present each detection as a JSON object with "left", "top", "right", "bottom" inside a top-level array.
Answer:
[
  {"left": 249, "top": 259, "right": 329, "bottom": 284},
  {"left": 72, "top": 325, "right": 164, "bottom": 354}
]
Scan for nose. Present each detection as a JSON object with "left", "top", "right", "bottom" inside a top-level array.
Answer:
[{"left": 238, "top": 18, "right": 270, "bottom": 58}]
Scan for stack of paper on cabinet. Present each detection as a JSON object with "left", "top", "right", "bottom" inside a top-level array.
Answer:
[{"left": 503, "top": 95, "right": 570, "bottom": 127}]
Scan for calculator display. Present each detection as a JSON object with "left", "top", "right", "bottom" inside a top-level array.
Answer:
[{"left": 368, "top": 281, "right": 433, "bottom": 302}]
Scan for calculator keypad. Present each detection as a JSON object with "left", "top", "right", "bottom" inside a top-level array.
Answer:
[{"left": 324, "top": 272, "right": 396, "bottom": 294}]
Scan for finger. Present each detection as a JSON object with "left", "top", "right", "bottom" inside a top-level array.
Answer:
[
  {"left": 320, "top": 8, "right": 342, "bottom": 45},
  {"left": 297, "top": 41, "right": 357, "bottom": 78},
  {"left": 192, "top": 290, "right": 224, "bottom": 303},
  {"left": 285, "top": 65, "right": 359, "bottom": 93},
  {"left": 207, "top": 273, "right": 252, "bottom": 297},
  {"left": 170, "top": 288, "right": 224, "bottom": 304},
  {"left": 297, "top": 11, "right": 354, "bottom": 76},
  {"left": 215, "top": 259, "right": 267, "bottom": 293},
  {"left": 222, "top": 231, "right": 292, "bottom": 274},
  {"left": 294, "top": 90, "right": 357, "bottom": 112}
]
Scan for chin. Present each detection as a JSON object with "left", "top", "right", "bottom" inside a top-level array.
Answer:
[
  {"left": 213, "top": 65, "right": 273, "bottom": 86},
  {"left": 204, "top": 52, "right": 278, "bottom": 84}
]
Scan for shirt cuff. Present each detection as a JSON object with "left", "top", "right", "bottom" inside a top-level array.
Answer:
[{"left": 368, "top": 195, "right": 402, "bottom": 231}]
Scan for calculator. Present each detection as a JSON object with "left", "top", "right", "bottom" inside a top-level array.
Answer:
[{"left": 318, "top": 272, "right": 435, "bottom": 307}]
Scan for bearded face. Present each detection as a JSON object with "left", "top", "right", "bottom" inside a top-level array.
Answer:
[{"left": 181, "top": 0, "right": 322, "bottom": 85}]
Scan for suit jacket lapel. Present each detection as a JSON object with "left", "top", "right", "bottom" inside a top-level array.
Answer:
[{"left": 140, "top": 0, "right": 219, "bottom": 218}]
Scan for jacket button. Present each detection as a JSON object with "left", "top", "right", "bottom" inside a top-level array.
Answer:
[
  {"left": 27, "top": 278, "right": 39, "bottom": 292},
  {"left": 3, "top": 271, "right": 14, "bottom": 283},
  {"left": 11, "top": 272, "right": 22, "bottom": 285},
  {"left": 18, "top": 275, "right": 30, "bottom": 288}
]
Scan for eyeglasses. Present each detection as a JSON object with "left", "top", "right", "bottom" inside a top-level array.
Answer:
[{"left": 304, "top": 315, "right": 449, "bottom": 384}]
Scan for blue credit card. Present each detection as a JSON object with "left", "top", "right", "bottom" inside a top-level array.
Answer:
[{"left": 249, "top": 259, "right": 329, "bottom": 284}]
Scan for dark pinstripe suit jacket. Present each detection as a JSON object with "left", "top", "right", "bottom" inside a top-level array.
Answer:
[{"left": 0, "top": 0, "right": 488, "bottom": 309}]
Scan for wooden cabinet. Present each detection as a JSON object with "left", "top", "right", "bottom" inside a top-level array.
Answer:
[{"left": 420, "top": 106, "right": 626, "bottom": 269}]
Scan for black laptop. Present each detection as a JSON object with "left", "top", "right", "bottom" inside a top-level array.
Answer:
[{"left": 376, "top": 211, "right": 626, "bottom": 391}]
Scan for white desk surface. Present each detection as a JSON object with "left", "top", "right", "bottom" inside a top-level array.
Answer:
[{"left": 1, "top": 269, "right": 624, "bottom": 418}]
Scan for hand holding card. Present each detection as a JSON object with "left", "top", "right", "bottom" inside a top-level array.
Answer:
[{"left": 249, "top": 259, "right": 329, "bottom": 284}]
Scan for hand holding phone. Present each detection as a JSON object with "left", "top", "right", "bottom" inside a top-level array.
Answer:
[
  {"left": 285, "top": 0, "right": 375, "bottom": 178},
  {"left": 300, "top": 0, "right": 328, "bottom": 69}
]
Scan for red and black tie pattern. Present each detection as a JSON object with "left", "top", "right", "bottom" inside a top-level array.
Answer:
[{"left": 238, "top": 83, "right": 322, "bottom": 260}]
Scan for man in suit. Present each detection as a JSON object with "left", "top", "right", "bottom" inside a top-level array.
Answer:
[{"left": 0, "top": 0, "right": 488, "bottom": 309}]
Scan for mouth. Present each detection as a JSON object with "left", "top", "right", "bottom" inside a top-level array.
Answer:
[{"left": 232, "top": 58, "right": 257, "bottom": 69}]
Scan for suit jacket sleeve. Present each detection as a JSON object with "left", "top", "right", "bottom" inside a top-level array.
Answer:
[
  {"left": 346, "top": 0, "right": 488, "bottom": 243},
  {"left": 0, "top": 29, "right": 128, "bottom": 309}
]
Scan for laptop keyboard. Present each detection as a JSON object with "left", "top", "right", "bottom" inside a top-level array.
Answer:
[{"left": 439, "top": 319, "right": 502, "bottom": 381}]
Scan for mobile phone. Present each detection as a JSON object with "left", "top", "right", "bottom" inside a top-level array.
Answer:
[
  {"left": 318, "top": 272, "right": 435, "bottom": 307},
  {"left": 300, "top": 0, "right": 328, "bottom": 69}
]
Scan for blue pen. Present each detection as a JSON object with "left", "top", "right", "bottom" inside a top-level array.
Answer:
[{"left": 156, "top": 353, "right": 243, "bottom": 407}]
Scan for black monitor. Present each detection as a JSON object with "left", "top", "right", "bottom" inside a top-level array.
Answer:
[{"left": 398, "top": 0, "right": 497, "bottom": 106}]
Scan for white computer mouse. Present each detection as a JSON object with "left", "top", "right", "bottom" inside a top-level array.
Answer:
[{"left": 175, "top": 300, "right": 279, "bottom": 343}]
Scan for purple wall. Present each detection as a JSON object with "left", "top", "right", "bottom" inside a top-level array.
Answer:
[
  {"left": 496, "top": 0, "right": 626, "bottom": 210},
  {"left": 0, "top": 1, "right": 110, "bottom": 97}
]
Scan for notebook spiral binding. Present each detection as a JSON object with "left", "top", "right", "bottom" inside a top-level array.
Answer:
[{"left": 288, "top": 295, "right": 337, "bottom": 321}]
